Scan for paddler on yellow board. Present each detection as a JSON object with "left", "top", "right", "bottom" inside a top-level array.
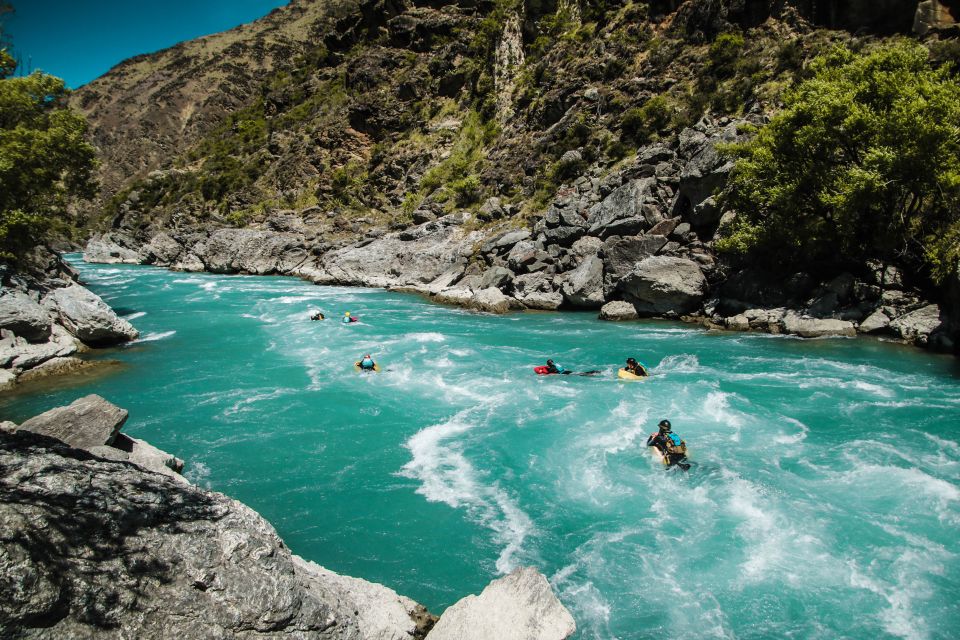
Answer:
[
  {"left": 624, "top": 357, "right": 648, "bottom": 376},
  {"left": 646, "top": 419, "right": 690, "bottom": 471}
]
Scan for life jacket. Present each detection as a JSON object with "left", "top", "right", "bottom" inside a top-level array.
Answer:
[
  {"left": 664, "top": 432, "right": 686, "bottom": 456},
  {"left": 360, "top": 358, "right": 374, "bottom": 369}
]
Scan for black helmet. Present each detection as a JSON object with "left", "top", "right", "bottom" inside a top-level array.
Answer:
[
  {"left": 658, "top": 419, "right": 672, "bottom": 431},
  {"left": 547, "top": 359, "right": 554, "bottom": 365},
  {"left": 626, "top": 357, "right": 638, "bottom": 365}
]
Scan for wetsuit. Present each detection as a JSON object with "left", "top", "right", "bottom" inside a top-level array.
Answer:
[{"left": 646, "top": 432, "right": 688, "bottom": 468}]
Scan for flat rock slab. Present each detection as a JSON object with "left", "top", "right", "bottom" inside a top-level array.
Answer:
[
  {"left": 44, "top": 284, "right": 139, "bottom": 345},
  {"left": 17, "top": 394, "right": 128, "bottom": 449},
  {"left": 427, "top": 567, "right": 576, "bottom": 640}
]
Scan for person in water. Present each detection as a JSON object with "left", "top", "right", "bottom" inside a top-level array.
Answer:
[
  {"left": 342, "top": 311, "right": 356, "bottom": 323},
  {"left": 624, "top": 357, "right": 648, "bottom": 376},
  {"left": 357, "top": 354, "right": 377, "bottom": 371},
  {"left": 546, "top": 359, "right": 566, "bottom": 374},
  {"left": 646, "top": 419, "right": 689, "bottom": 470},
  {"left": 311, "top": 311, "right": 325, "bottom": 321}
]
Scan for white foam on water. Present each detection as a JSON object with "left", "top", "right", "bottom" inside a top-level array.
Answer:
[
  {"left": 847, "top": 554, "right": 932, "bottom": 640},
  {"left": 131, "top": 330, "right": 176, "bottom": 343},
  {"left": 200, "top": 282, "right": 218, "bottom": 292},
  {"left": 222, "top": 388, "right": 297, "bottom": 417},
  {"left": 123, "top": 311, "right": 147, "bottom": 320},
  {"left": 184, "top": 461, "right": 211, "bottom": 488},
  {"left": 407, "top": 331, "right": 446, "bottom": 343},
  {"left": 172, "top": 277, "right": 206, "bottom": 284},
  {"left": 773, "top": 417, "right": 810, "bottom": 445},
  {"left": 703, "top": 391, "right": 747, "bottom": 441},
  {"left": 399, "top": 402, "right": 534, "bottom": 575},
  {"left": 655, "top": 353, "right": 700, "bottom": 373}
]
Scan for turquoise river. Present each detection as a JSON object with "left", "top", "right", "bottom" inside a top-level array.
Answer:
[{"left": 3, "top": 256, "right": 960, "bottom": 640}]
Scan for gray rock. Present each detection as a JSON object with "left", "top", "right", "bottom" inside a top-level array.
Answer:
[
  {"left": 513, "top": 273, "right": 563, "bottom": 310},
  {"left": 859, "top": 309, "right": 892, "bottom": 334},
  {"left": 0, "top": 430, "right": 432, "bottom": 639},
  {"left": 84, "top": 233, "right": 141, "bottom": 264},
  {"left": 44, "top": 284, "right": 138, "bottom": 345},
  {"left": 480, "top": 267, "right": 515, "bottom": 292},
  {"left": 141, "top": 231, "right": 184, "bottom": 266},
  {"left": 891, "top": 304, "right": 944, "bottom": 345},
  {"left": 559, "top": 255, "right": 605, "bottom": 309},
  {"left": 647, "top": 217, "right": 680, "bottom": 237},
  {"left": 586, "top": 178, "right": 660, "bottom": 238},
  {"left": 427, "top": 567, "right": 575, "bottom": 640},
  {"left": 17, "top": 394, "right": 127, "bottom": 449},
  {"left": 569, "top": 236, "right": 603, "bottom": 261},
  {"left": 0, "top": 290, "right": 51, "bottom": 342},
  {"left": 483, "top": 230, "right": 531, "bottom": 254},
  {"left": 2, "top": 324, "right": 79, "bottom": 370},
  {"left": 782, "top": 312, "right": 857, "bottom": 338},
  {"left": 601, "top": 235, "right": 669, "bottom": 288},
  {"left": 725, "top": 314, "right": 751, "bottom": 331},
  {"left": 193, "top": 229, "right": 308, "bottom": 275},
  {"left": 470, "top": 287, "right": 512, "bottom": 314},
  {"left": 506, "top": 241, "right": 539, "bottom": 271},
  {"left": 412, "top": 209, "right": 437, "bottom": 224},
  {"left": 675, "top": 123, "right": 738, "bottom": 213},
  {"left": 690, "top": 196, "right": 720, "bottom": 226},
  {"left": 619, "top": 256, "right": 707, "bottom": 316},
  {"left": 599, "top": 301, "right": 639, "bottom": 321},
  {"left": 0, "top": 369, "right": 15, "bottom": 391}
]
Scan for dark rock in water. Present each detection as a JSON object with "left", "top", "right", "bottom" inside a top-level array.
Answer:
[
  {"left": 0, "top": 290, "right": 51, "bottom": 342},
  {"left": 0, "top": 430, "right": 431, "bottom": 639},
  {"left": 619, "top": 256, "right": 707, "bottom": 316},
  {"left": 17, "top": 394, "right": 127, "bottom": 450}
]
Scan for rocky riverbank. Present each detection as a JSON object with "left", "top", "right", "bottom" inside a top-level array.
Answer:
[
  {"left": 0, "top": 249, "right": 139, "bottom": 391},
  {"left": 86, "top": 115, "right": 958, "bottom": 353},
  {"left": 0, "top": 395, "right": 576, "bottom": 639}
]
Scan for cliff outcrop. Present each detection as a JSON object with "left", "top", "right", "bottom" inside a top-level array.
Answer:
[{"left": 0, "top": 249, "right": 138, "bottom": 391}]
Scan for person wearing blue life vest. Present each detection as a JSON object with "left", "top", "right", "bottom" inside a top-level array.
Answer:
[
  {"left": 358, "top": 354, "right": 376, "bottom": 371},
  {"left": 546, "top": 359, "right": 566, "bottom": 374},
  {"left": 646, "top": 419, "right": 690, "bottom": 470},
  {"left": 342, "top": 311, "right": 356, "bottom": 323}
]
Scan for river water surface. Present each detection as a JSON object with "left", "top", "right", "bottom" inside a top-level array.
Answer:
[{"left": 3, "top": 257, "right": 960, "bottom": 639}]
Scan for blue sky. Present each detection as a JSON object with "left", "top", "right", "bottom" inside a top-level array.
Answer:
[{"left": 3, "top": 0, "right": 290, "bottom": 88}]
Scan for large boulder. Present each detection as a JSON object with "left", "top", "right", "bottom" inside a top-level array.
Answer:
[
  {"left": 599, "top": 300, "right": 639, "bottom": 321},
  {"left": 513, "top": 273, "right": 563, "bottom": 310},
  {"left": 586, "top": 177, "right": 663, "bottom": 238},
  {"left": 17, "top": 394, "right": 128, "bottom": 450},
  {"left": 0, "top": 430, "right": 433, "bottom": 639},
  {"left": 43, "top": 284, "right": 138, "bottom": 345},
  {"left": 0, "top": 324, "right": 79, "bottom": 370},
  {"left": 781, "top": 312, "right": 857, "bottom": 338},
  {"left": 890, "top": 304, "right": 945, "bottom": 346},
  {"left": 619, "top": 256, "right": 707, "bottom": 315},
  {"left": 470, "top": 287, "right": 512, "bottom": 314},
  {"left": 559, "top": 255, "right": 605, "bottom": 309},
  {"left": 674, "top": 123, "right": 739, "bottom": 219},
  {"left": 600, "top": 235, "right": 669, "bottom": 290},
  {"left": 0, "top": 289, "right": 51, "bottom": 342},
  {"left": 84, "top": 233, "right": 141, "bottom": 264},
  {"left": 427, "top": 567, "right": 575, "bottom": 640},
  {"left": 140, "top": 231, "right": 185, "bottom": 266},
  {"left": 192, "top": 229, "right": 308, "bottom": 275}
]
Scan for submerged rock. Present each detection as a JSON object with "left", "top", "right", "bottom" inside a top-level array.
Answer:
[{"left": 427, "top": 566, "right": 575, "bottom": 640}]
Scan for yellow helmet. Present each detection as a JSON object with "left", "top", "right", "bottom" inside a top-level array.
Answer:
[{"left": 345, "top": 311, "right": 350, "bottom": 316}]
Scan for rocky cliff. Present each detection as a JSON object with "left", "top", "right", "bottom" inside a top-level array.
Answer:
[
  {"left": 1, "top": 396, "right": 576, "bottom": 639},
  {"left": 73, "top": 0, "right": 960, "bottom": 352}
]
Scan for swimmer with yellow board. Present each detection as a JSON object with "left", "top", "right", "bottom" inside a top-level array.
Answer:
[{"left": 618, "top": 357, "right": 649, "bottom": 380}]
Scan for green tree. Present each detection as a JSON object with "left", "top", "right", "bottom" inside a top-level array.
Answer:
[
  {"left": 0, "top": 29, "right": 97, "bottom": 258},
  {"left": 719, "top": 41, "right": 960, "bottom": 283}
]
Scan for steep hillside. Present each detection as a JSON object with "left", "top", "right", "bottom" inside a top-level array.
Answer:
[{"left": 76, "top": 0, "right": 960, "bottom": 352}]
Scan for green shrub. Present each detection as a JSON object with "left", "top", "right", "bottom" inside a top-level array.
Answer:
[
  {"left": 621, "top": 95, "right": 672, "bottom": 142},
  {"left": 709, "top": 32, "right": 745, "bottom": 78},
  {"left": 719, "top": 41, "right": 960, "bottom": 283}
]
